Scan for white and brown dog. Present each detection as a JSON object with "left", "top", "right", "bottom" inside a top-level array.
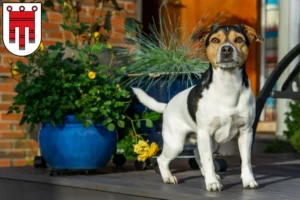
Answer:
[{"left": 132, "top": 24, "right": 262, "bottom": 191}]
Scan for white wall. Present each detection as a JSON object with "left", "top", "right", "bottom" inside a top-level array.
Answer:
[{"left": 276, "top": 0, "right": 300, "bottom": 136}]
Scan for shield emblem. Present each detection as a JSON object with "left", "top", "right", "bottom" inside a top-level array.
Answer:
[{"left": 2, "top": 3, "right": 41, "bottom": 57}]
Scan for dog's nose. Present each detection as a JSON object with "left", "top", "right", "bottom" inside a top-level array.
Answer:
[{"left": 221, "top": 46, "right": 233, "bottom": 56}]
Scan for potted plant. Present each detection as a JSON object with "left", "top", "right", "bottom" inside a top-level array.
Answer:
[
  {"left": 6, "top": 0, "right": 160, "bottom": 173},
  {"left": 7, "top": 38, "right": 129, "bottom": 169}
]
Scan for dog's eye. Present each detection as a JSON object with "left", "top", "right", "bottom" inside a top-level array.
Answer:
[
  {"left": 235, "top": 37, "right": 244, "bottom": 43},
  {"left": 211, "top": 38, "right": 220, "bottom": 43}
]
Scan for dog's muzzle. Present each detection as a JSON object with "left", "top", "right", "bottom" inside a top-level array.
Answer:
[
  {"left": 216, "top": 43, "right": 239, "bottom": 69},
  {"left": 221, "top": 45, "right": 234, "bottom": 62}
]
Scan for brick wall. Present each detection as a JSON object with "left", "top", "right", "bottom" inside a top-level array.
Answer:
[{"left": 0, "top": 0, "right": 137, "bottom": 167}]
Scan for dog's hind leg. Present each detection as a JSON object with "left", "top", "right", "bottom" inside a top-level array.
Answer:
[{"left": 157, "top": 125, "right": 186, "bottom": 184}]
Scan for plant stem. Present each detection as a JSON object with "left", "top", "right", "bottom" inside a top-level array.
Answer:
[
  {"left": 109, "top": 53, "right": 115, "bottom": 68},
  {"left": 127, "top": 116, "right": 140, "bottom": 143}
]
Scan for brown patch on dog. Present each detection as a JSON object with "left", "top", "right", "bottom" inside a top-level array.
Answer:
[
  {"left": 227, "top": 31, "right": 249, "bottom": 68},
  {"left": 194, "top": 24, "right": 218, "bottom": 60},
  {"left": 206, "top": 30, "right": 227, "bottom": 69}
]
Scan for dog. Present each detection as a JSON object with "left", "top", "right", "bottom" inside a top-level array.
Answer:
[{"left": 132, "top": 24, "right": 262, "bottom": 192}]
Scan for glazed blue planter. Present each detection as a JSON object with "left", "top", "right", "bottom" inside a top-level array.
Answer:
[{"left": 38, "top": 115, "right": 117, "bottom": 170}]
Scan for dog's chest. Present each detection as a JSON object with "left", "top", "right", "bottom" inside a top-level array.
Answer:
[
  {"left": 200, "top": 97, "right": 247, "bottom": 143},
  {"left": 197, "top": 81, "right": 253, "bottom": 143},
  {"left": 210, "top": 115, "right": 246, "bottom": 143}
]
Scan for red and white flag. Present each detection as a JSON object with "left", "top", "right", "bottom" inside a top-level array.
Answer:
[{"left": 2, "top": 3, "right": 41, "bottom": 56}]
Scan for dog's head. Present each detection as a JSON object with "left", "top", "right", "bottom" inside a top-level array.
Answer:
[{"left": 199, "top": 24, "right": 262, "bottom": 69}]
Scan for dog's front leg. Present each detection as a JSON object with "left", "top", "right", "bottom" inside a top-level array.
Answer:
[
  {"left": 238, "top": 126, "right": 259, "bottom": 189},
  {"left": 197, "top": 128, "right": 223, "bottom": 192}
]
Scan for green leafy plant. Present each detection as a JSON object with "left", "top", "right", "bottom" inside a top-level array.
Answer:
[
  {"left": 7, "top": 0, "right": 156, "bottom": 133},
  {"left": 116, "top": 110, "right": 161, "bottom": 159},
  {"left": 283, "top": 74, "right": 300, "bottom": 152},
  {"left": 264, "top": 139, "right": 295, "bottom": 153},
  {"left": 284, "top": 100, "right": 300, "bottom": 139},
  {"left": 8, "top": 41, "right": 130, "bottom": 131},
  {"left": 284, "top": 99, "right": 300, "bottom": 152},
  {"left": 118, "top": 3, "right": 209, "bottom": 90},
  {"left": 291, "top": 130, "right": 300, "bottom": 152},
  {"left": 117, "top": 135, "right": 136, "bottom": 160}
]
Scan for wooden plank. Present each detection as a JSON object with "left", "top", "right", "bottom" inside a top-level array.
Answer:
[
  {"left": 0, "top": 179, "right": 156, "bottom": 200},
  {"left": 1, "top": 155, "right": 300, "bottom": 200}
]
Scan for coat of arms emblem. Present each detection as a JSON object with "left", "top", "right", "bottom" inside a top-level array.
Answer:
[{"left": 2, "top": 3, "right": 41, "bottom": 56}]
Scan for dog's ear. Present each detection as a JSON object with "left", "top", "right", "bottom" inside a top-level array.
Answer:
[{"left": 240, "top": 24, "right": 263, "bottom": 43}]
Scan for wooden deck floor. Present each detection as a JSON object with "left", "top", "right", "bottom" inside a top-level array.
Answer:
[{"left": 0, "top": 154, "right": 300, "bottom": 200}]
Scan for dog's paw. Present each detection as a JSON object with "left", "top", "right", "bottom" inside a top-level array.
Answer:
[
  {"left": 164, "top": 176, "right": 178, "bottom": 184},
  {"left": 241, "top": 172, "right": 259, "bottom": 189},
  {"left": 206, "top": 182, "right": 223, "bottom": 192},
  {"left": 205, "top": 176, "right": 223, "bottom": 192},
  {"left": 243, "top": 179, "right": 259, "bottom": 189}
]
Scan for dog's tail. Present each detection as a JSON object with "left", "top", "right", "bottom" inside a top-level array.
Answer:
[{"left": 132, "top": 87, "right": 167, "bottom": 113}]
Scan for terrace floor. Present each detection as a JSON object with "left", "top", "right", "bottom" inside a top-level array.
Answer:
[{"left": 0, "top": 153, "right": 300, "bottom": 200}]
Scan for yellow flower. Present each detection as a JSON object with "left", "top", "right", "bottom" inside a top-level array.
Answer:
[
  {"left": 133, "top": 140, "right": 159, "bottom": 161},
  {"left": 39, "top": 42, "right": 44, "bottom": 51},
  {"left": 12, "top": 65, "right": 20, "bottom": 76},
  {"left": 107, "top": 43, "right": 112, "bottom": 49},
  {"left": 71, "top": 52, "right": 75, "bottom": 58},
  {"left": 133, "top": 140, "right": 150, "bottom": 155},
  {"left": 133, "top": 145, "right": 143, "bottom": 154},
  {"left": 88, "top": 71, "right": 96, "bottom": 79},
  {"left": 116, "top": 84, "right": 120, "bottom": 89},
  {"left": 138, "top": 140, "right": 149, "bottom": 148},
  {"left": 63, "top": 2, "right": 68, "bottom": 7},
  {"left": 137, "top": 152, "right": 148, "bottom": 162},
  {"left": 134, "top": 144, "right": 148, "bottom": 154},
  {"left": 148, "top": 142, "right": 159, "bottom": 157},
  {"left": 93, "top": 32, "right": 99, "bottom": 38}
]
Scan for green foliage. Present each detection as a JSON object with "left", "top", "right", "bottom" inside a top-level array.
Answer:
[
  {"left": 291, "top": 130, "right": 300, "bottom": 152},
  {"left": 8, "top": 39, "right": 162, "bottom": 135},
  {"left": 125, "top": 18, "right": 139, "bottom": 38},
  {"left": 284, "top": 100, "right": 300, "bottom": 139},
  {"left": 264, "top": 139, "right": 295, "bottom": 153},
  {"left": 117, "top": 135, "right": 136, "bottom": 160},
  {"left": 119, "top": 4, "right": 209, "bottom": 90},
  {"left": 116, "top": 110, "right": 161, "bottom": 159},
  {"left": 283, "top": 74, "right": 300, "bottom": 152},
  {"left": 8, "top": 42, "right": 130, "bottom": 131}
]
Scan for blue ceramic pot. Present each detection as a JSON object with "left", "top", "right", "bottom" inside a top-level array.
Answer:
[{"left": 38, "top": 115, "right": 117, "bottom": 170}]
